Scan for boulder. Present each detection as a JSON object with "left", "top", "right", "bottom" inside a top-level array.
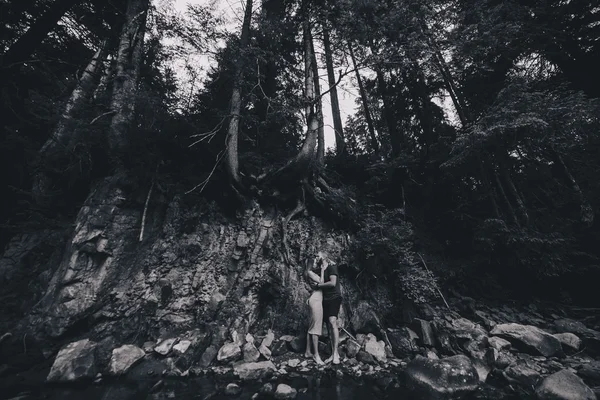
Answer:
[
  {"left": 554, "top": 319, "right": 600, "bottom": 355},
  {"left": 173, "top": 340, "right": 192, "bottom": 354},
  {"left": 405, "top": 355, "right": 479, "bottom": 399},
  {"left": 489, "top": 337, "right": 511, "bottom": 352},
  {"left": 490, "top": 323, "right": 563, "bottom": 357},
  {"left": 47, "top": 339, "right": 97, "bottom": 382},
  {"left": 288, "top": 336, "right": 305, "bottom": 353},
  {"left": 412, "top": 319, "right": 436, "bottom": 347},
  {"left": 350, "top": 301, "right": 381, "bottom": 333},
  {"left": 233, "top": 361, "right": 276, "bottom": 381},
  {"left": 271, "top": 341, "right": 288, "bottom": 357},
  {"left": 108, "top": 345, "right": 145, "bottom": 376},
  {"left": 535, "top": 370, "right": 595, "bottom": 400},
  {"left": 259, "top": 330, "right": 275, "bottom": 360},
  {"left": 225, "top": 382, "right": 242, "bottom": 396},
  {"left": 357, "top": 350, "right": 376, "bottom": 365},
  {"left": 217, "top": 342, "right": 242, "bottom": 363},
  {"left": 154, "top": 338, "right": 177, "bottom": 356},
  {"left": 243, "top": 335, "right": 260, "bottom": 363},
  {"left": 553, "top": 333, "right": 581, "bottom": 352},
  {"left": 387, "top": 327, "right": 419, "bottom": 357},
  {"left": 364, "top": 334, "right": 387, "bottom": 363},
  {"left": 503, "top": 361, "right": 542, "bottom": 388},
  {"left": 274, "top": 383, "right": 297, "bottom": 400},
  {"left": 199, "top": 345, "right": 218, "bottom": 367},
  {"left": 345, "top": 340, "right": 361, "bottom": 358},
  {"left": 578, "top": 361, "right": 600, "bottom": 385}
]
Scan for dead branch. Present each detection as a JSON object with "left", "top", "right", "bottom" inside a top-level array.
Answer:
[
  {"left": 185, "top": 150, "right": 225, "bottom": 195},
  {"left": 417, "top": 253, "right": 451, "bottom": 310},
  {"left": 139, "top": 168, "right": 157, "bottom": 242},
  {"left": 90, "top": 110, "right": 116, "bottom": 125}
]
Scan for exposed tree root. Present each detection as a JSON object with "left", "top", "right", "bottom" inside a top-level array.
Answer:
[{"left": 282, "top": 193, "right": 306, "bottom": 266}]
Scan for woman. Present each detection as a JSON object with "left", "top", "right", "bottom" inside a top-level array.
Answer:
[{"left": 304, "top": 254, "right": 325, "bottom": 365}]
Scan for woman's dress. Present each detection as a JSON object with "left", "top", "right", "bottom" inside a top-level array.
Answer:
[{"left": 307, "top": 289, "right": 323, "bottom": 335}]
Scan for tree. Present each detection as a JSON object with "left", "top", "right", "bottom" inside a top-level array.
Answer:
[
  {"left": 108, "top": 0, "right": 150, "bottom": 168},
  {"left": 322, "top": 21, "right": 345, "bottom": 156}
]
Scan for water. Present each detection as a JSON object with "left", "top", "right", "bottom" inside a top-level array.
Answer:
[{"left": 17, "top": 374, "right": 409, "bottom": 400}]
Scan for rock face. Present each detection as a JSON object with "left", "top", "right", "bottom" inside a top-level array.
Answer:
[
  {"left": 405, "top": 355, "right": 479, "bottom": 399},
  {"left": 47, "top": 339, "right": 97, "bottom": 382},
  {"left": 233, "top": 361, "right": 276, "bottom": 381},
  {"left": 109, "top": 344, "right": 145, "bottom": 375},
  {"left": 412, "top": 318, "right": 436, "bottom": 347},
  {"left": 535, "top": 370, "right": 595, "bottom": 400},
  {"left": 490, "top": 323, "right": 563, "bottom": 357},
  {"left": 350, "top": 301, "right": 381, "bottom": 333},
  {"left": 387, "top": 327, "right": 419, "bottom": 357}
]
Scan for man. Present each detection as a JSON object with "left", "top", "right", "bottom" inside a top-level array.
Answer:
[{"left": 313, "top": 253, "right": 342, "bottom": 364}]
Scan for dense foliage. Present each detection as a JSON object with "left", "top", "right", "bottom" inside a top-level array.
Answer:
[{"left": 1, "top": 0, "right": 599, "bottom": 305}]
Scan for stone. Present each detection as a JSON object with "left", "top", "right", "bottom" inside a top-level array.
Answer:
[
  {"left": 364, "top": 334, "right": 387, "bottom": 363},
  {"left": 47, "top": 339, "right": 97, "bottom": 382},
  {"left": 274, "top": 383, "right": 297, "bottom": 400},
  {"left": 243, "top": 341, "right": 260, "bottom": 363},
  {"left": 405, "top": 355, "right": 479, "bottom": 399},
  {"left": 271, "top": 341, "right": 288, "bottom": 357},
  {"left": 143, "top": 341, "right": 155, "bottom": 353},
  {"left": 217, "top": 343, "right": 242, "bottom": 363},
  {"left": 172, "top": 340, "right": 192, "bottom": 354},
  {"left": 261, "top": 330, "right": 275, "bottom": 348},
  {"left": 288, "top": 359, "right": 300, "bottom": 368},
  {"left": 535, "top": 370, "right": 595, "bottom": 400},
  {"left": 411, "top": 318, "right": 436, "bottom": 347},
  {"left": 225, "top": 383, "right": 242, "bottom": 396},
  {"left": 154, "top": 338, "right": 178, "bottom": 356},
  {"left": 233, "top": 361, "right": 276, "bottom": 381},
  {"left": 288, "top": 336, "right": 305, "bottom": 353},
  {"left": 260, "top": 383, "right": 274, "bottom": 395},
  {"left": 489, "top": 337, "right": 511, "bottom": 351},
  {"left": 503, "top": 361, "right": 542, "bottom": 388},
  {"left": 199, "top": 345, "right": 218, "bottom": 367},
  {"left": 578, "top": 361, "right": 600, "bottom": 385},
  {"left": 346, "top": 340, "right": 361, "bottom": 358},
  {"left": 108, "top": 345, "right": 145, "bottom": 376},
  {"left": 553, "top": 333, "right": 581, "bottom": 352},
  {"left": 387, "top": 327, "right": 419, "bottom": 357},
  {"left": 490, "top": 323, "right": 563, "bottom": 357},
  {"left": 357, "top": 350, "right": 376, "bottom": 365},
  {"left": 554, "top": 319, "right": 592, "bottom": 336},
  {"left": 350, "top": 301, "right": 381, "bottom": 333}
]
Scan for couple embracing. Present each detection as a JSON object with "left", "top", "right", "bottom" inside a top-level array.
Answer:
[{"left": 304, "top": 252, "right": 342, "bottom": 365}]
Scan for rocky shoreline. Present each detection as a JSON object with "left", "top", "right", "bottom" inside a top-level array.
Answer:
[{"left": 2, "top": 297, "right": 600, "bottom": 400}]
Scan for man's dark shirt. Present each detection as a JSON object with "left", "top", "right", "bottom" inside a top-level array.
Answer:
[{"left": 323, "top": 263, "right": 342, "bottom": 301}]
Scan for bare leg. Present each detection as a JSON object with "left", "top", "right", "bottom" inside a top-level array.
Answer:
[
  {"left": 304, "top": 332, "right": 312, "bottom": 358},
  {"left": 324, "top": 316, "right": 340, "bottom": 364},
  {"left": 311, "top": 334, "right": 324, "bottom": 365}
]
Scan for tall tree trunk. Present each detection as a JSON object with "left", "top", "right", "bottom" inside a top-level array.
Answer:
[
  {"left": 225, "top": 0, "right": 253, "bottom": 188},
  {"left": 348, "top": 43, "right": 379, "bottom": 153},
  {"left": 432, "top": 50, "right": 469, "bottom": 126},
  {"left": 1, "top": 0, "right": 80, "bottom": 70},
  {"left": 33, "top": 42, "right": 108, "bottom": 203},
  {"left": 550, "top": 149, "right": 594, "bottom": 226},
  {"left": 309, "top": 31, "right": 325, "bottom": 166},
  {"left": 492, "top": 168, "right": 519, "bottom": 226},
  {"left": 497, "top": 152, "right": 529, "bottom": 226},
  {"left": 108, "top": 0, "right": 149, "bottom": 169},
  {"left": 375, "top": 66, "right": 401, "bottom": 156},
  {"left": 322, "top": 24, "right": 345, "bottom": 157},
  {"left": 478, "top": 159, "right": 501, "bottom": 219}
]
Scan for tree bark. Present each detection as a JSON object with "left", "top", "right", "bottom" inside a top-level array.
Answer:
[
  {"left": 108, "top": 0, "right": 149, "bottom": 169},
  {"left": 348, "top": 43, "right": 379, "bottom": 153},
  {"left": 478, "top": 159, "right": 501, "bottom": 219},
  {"left": 33, "top": 41, "right": 108, "bottom": 203},
  {"left": 309, "top": 30, "right": 325, "bottom": 166},
  {"left": 550, "top": 149, "right": 594, "bottom": 226},
  {"left": 225, "top": 0, "right": 253, "bottom": 188},
  {"left": 322, "top": 24, "right": 345, "bottom": 157},
  {"left": 375, "top": 66, "right": 401, "bottom": 156},
  {"left": 492, "top": 167, "right": 519, "bottom": 226},
  {"left": 497, "top": 152, "right": 529, "bottom": 226},
  {"left": 1, "top": 0, "right": 80, "bottom": 71}
]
